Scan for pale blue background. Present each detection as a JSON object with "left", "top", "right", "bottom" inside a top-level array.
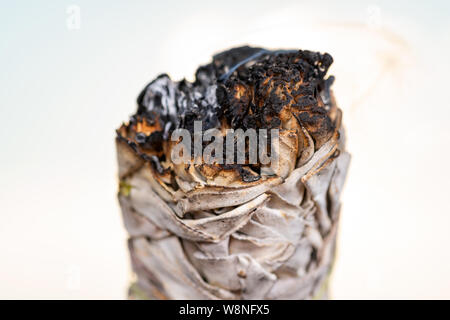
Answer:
[{"left": 1, "top": 0, "right": 449, "bottom": 298}]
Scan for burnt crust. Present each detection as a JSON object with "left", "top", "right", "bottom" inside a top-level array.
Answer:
[
  {"left": 217, "top": 49, "right": 335, "bottom": 148},
  {"left": 116, "top": 46, "right": 340, "bottom": 181}
]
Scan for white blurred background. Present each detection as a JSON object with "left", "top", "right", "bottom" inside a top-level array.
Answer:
[{"left": 1, "top": 0, "right": 449, "bottom": 299}]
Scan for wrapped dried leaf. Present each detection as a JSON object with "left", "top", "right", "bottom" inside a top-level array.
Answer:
[{"left": 117, "top": 46, "right": 350, "bottom": 300}]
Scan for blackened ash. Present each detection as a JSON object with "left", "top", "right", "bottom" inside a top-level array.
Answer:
[
  {"left": 121, "top": 46, "right": 336, "bottom": 155},
  {"left": 216, "top": 48, "right": 336, "bottom": 148}
]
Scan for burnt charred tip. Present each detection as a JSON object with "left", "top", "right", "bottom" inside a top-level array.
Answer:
[
  {"left": 216, "top": 48, "right": 337, "bottom": 144},
  {"left": 126, "top": 46, "right": 336, "bottom": 135},
  {"left": 118, "top": 46, "right": 340, "bottom": 174}
]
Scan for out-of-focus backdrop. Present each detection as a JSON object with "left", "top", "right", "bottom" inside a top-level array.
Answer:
[{"left": 1, "top": 0, "right": 449, "bottom": 299}]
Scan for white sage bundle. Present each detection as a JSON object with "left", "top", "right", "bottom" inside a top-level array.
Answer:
[{"left": 116, "top": 46, "right": 350, "bottom": 300}]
